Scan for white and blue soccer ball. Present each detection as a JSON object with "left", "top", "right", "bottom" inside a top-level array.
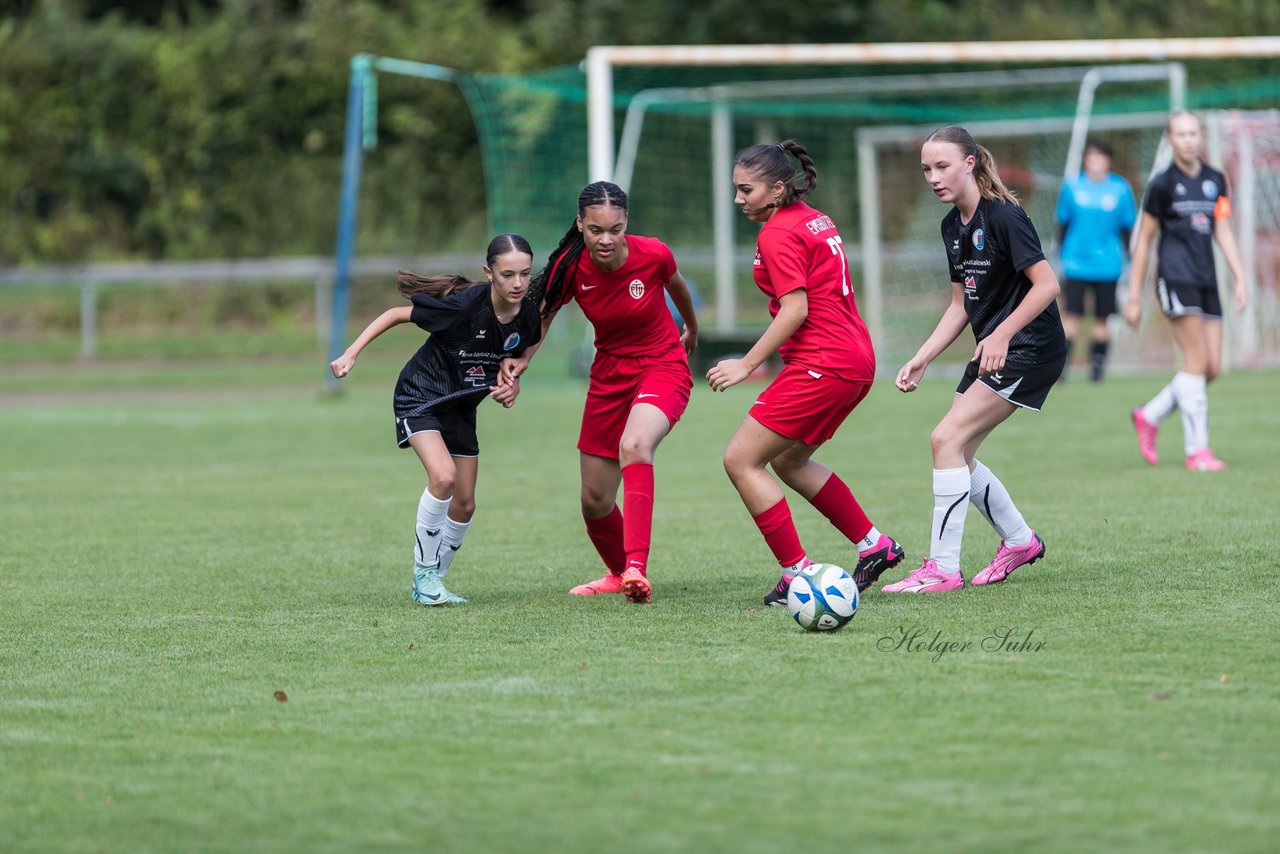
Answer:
[{"left": 787, "top": 563, "right": 859, "bottom": 632}]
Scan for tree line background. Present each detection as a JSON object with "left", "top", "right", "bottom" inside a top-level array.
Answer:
[{"left": 2, "top": 0, "right": 1277, "bottom": 265}]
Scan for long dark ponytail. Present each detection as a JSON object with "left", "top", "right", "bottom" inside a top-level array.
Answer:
[
  {"left": 734, "top": 139, "right": 819, "bottom": 206},
  {"left": 529, "top": 181, "right": 629, "bottom": 317},
  {"left": 397, "top": 232, "right": 533, "bottom": 299}
]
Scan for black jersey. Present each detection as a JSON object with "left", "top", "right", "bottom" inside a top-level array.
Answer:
[
  {"left": 941, "top": 198, "right": 1066, "bottom": 366},
  {"left": 393, "top": 285, "right": 542, "bottom": 418},
  {"left": 1144, "top": 163, "right": 1229, "bottom": 288}
]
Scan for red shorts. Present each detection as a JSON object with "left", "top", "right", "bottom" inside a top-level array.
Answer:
[
  {"left": 749, "top": 364, "right": 872, "bottom": 446},
  {"left": 578, "top": 349, "right": 693, "bottom": 459}
]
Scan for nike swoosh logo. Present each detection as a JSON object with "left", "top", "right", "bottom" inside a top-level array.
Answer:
[
  {"left": 580, "top": 284, "right": 597, "bottom": 291},
  {"left": 637, "top": 393, "right": 659, "bottom": 400},
  {"left": 418, "top": 591, "right": 446, "bottom": 603}
]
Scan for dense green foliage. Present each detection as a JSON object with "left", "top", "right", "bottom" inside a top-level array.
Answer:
[
  {"left": 2, "top": 362, "right": 1277, "bottom": 850},
  {"left": 2, "top": 1, "right": 1278, "bottom": 263}
]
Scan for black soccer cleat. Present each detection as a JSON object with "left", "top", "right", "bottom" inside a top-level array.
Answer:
[
  {"left": 852, "top": 536, "right": 906, "bottom": 592},
  {"left": 762, "top": 575, "right": 791, "bottom": 607}
]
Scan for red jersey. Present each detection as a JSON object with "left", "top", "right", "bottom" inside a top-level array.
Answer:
[
  {"left": 553, "top": 235, "right": 683, "bottom": 360},
  {"left": 753, "top": 202, "right": 875, "bottom": 381}
]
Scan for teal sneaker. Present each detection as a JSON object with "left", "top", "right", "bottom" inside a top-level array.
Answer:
[{"left": 412, "top": 562, "right": 468, "bottom": 606}]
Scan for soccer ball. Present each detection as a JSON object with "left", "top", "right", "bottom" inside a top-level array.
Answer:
[{"left": 787, "top": 563, "right": 859, "bottom": 632}]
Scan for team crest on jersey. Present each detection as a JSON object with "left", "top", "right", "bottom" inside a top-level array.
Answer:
[
  {"left": 465, "top": 366, "right": 487, "bottom": 387},
  {"left": 629, "top": 278, "right": 645, "bottom": 299},
  {"left": 503, "top": 332, "right": 520, "bottom": 350},
  {"left": 1202, "top": 179, "right": 1218, "bottom": 199},
  {"left": 971, "top": 228, "right": 985, "bottom": 250}
]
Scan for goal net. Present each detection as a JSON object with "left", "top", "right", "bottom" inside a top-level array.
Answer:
[{"left": 452, "top": 45, "right": 1280, "bottom": 372}]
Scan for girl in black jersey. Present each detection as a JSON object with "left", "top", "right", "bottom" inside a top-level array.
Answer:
[
  {"left": 1125, "top": 111, "right": 1247, "bottom": 472},
  {"left": 883, "top": 126, "right": 1067, "bottom": 594},
  {"left": 330, "top": 234, "right": 542, "bottom": 606}
]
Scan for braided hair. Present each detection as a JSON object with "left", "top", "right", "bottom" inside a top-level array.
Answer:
[
  {"left": 733, "top": 139, "right": 819, "bottom": 207},
  {"left": 924, "top": 126, "right": 1020, "bottom": 206},
  {"left": 529, "top": 181, "right": 629, "bottom": 317},
  {"left": 397, "top": 233, "right": 533, "bottom": 299}
]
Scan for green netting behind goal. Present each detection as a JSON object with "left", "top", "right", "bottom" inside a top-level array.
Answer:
[{"left": 457, "top": 59, "right": 1280, "bottom": 370}]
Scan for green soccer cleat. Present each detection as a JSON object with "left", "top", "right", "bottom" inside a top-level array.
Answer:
[{"left": 412, "top": 562, "right": 467, "bottom": 606}]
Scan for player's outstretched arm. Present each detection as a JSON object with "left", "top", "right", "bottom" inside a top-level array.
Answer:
[
  {"left": 707, "top": 289, "right": 806, "bottom": 392},
  {"left": 665, "top": 268, "right": 700, "bottom": 356},
  {"left": 1213, "top": 215, "right": 1248, "bottom": 312},
  {"left": 973, "top": 259, "right": 1059, "bottom": 375},
  {"left": 897, "top": 282, "right": 967, "bottom": 392},
  {"left": 498, "top": 311, "right": 555, "bottom": 386},
  {"left": 330, "top": 306, "right": 412, "bottom": 378},
  {"left": 1123, "top": 212, "right": 1160, "bottom": 328}
]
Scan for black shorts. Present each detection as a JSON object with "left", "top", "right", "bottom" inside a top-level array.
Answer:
[
  {"left": 956, "top": 352, "right": 1066, "bottom": 412},
  {"left": 395, "top": 400, "right": 480, "bottom": 457},
  {"left": 1063, "top": 278, "right": 1118, "bottom": 318},
  {"left": 1157, "top": 278, "right": 1222, "bottom": 320}
]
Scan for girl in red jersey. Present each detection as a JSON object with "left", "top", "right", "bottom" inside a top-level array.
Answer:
[
  {"left": 706, "top": 140, "right": 905, "bottom": 606},
  {"left": 883, "top": 126, "right": 1066, "bottom": 593},
  {"left": 499, "top": 181, "right": 698, "bottom": 603}
]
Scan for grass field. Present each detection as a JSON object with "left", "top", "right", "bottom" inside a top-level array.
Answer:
[{"left": 2, "top": 352, "right": 1277, "bottom": 852}]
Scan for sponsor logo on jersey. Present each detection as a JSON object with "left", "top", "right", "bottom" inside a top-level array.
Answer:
[
  {"left": 503, "top": 332, "right": 520, "bottom": 350},
  {"left": 465, "top": 366, "right": 487, "bottom": 387},
  {"left": 629, "top": 279, "right": 645, "bottom": 299},
  {"left": 1191, "top": 212, "right": 1212, "bottom": 235},
  {"left": 964, "top": 274, "right": 978, "bottom": 300},
  {"left": 1202, "top": 179, "right": 1218, "bottom": 199},
  {"left": 971, "top": 228, "right": 985, "bottom": 250},
  {"left": 1102, "top": 193, "right": 1118, "bottom": 211}
]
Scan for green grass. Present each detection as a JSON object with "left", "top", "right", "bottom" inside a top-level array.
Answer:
[{"left": 2, "top": 360, "right": 1277, "bottom": 852}]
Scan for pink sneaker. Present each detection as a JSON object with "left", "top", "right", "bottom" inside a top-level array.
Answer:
[
  {"left": 972, "top": 533, "right": 1046, "bottom": 586},
  {"left": 569, "top": 573, "right": 624, "bottom": 595},
  {"left": 881, "top": 559, "right": 964, "bottom": 593},
  {"left": 1131, "top": 408, "right": 1159, "bottom": 465},
  {"left": 1186, "top": 449, "right": 1227, "bottom": 471},
  {"left": 620, "top": 566, "right": 652, "bottom": 604}
]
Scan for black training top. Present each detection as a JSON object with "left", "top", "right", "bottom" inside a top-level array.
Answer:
[
  {"left": 393, "top": 284, "right": 542, "bottom": 417},
  {"left": 1144, "top": 162, "right": 1229, "bottom": 288},
  {"left": 941, "top": 197, "right": 1067, "bottom": 366}
]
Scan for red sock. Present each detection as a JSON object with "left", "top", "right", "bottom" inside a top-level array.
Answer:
[
  {"left": 810, "top": 473, "right": 873, "bottom": 546},
  {"left": 621, "top": 462, "right": 654, "bottom": 575},
  {"left": 583, "top": 504, "right": 625, "bottom": 575},
  {"left": 752, "top": 497, "right": 806, "bottom": 568}
]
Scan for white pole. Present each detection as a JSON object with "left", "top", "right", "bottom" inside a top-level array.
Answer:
[
  {"left": 586, "top": 48, "right": 615, "bottom": 181},
  {"left": 857, "top": 132, "right": 884, "bottom": 353},
  {"left": 711, "top": 99, "right": 735, "bottom": 333},
  {"left": 1236, "top": 117, "right": 1258, "bottom": 361},
  {"left": 592, "top": 37, "right": 1280, "bottom": 67}
]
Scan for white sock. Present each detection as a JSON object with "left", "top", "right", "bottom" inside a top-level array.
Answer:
[
  {"left": 1171, "top": 371, "right": 1208, "bottom": 455},
  {"left": 969, "top": 461, "right": 1033, "bottom": 547},
  {"left": 930, "top": 467, "right": 970, "bottom": 575},
  {"left": 414, "top": 489, "right": 451, "bottom": 568},
  {"left": 436, "top": 517, "right": 471, "bottom": 578},
  {"left": 782, "top": 555, "right": 811, "bottom": 580},
  {"left": 1141, "top": 380, "right": 1179, "bottom": 425},
  {"left": 856, "top": 526, "right": 883, "bottom": 554}
]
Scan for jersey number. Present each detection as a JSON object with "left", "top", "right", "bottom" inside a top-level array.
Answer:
[{"left": 826, "top": 236, "right": 851, "bottom": 296}]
